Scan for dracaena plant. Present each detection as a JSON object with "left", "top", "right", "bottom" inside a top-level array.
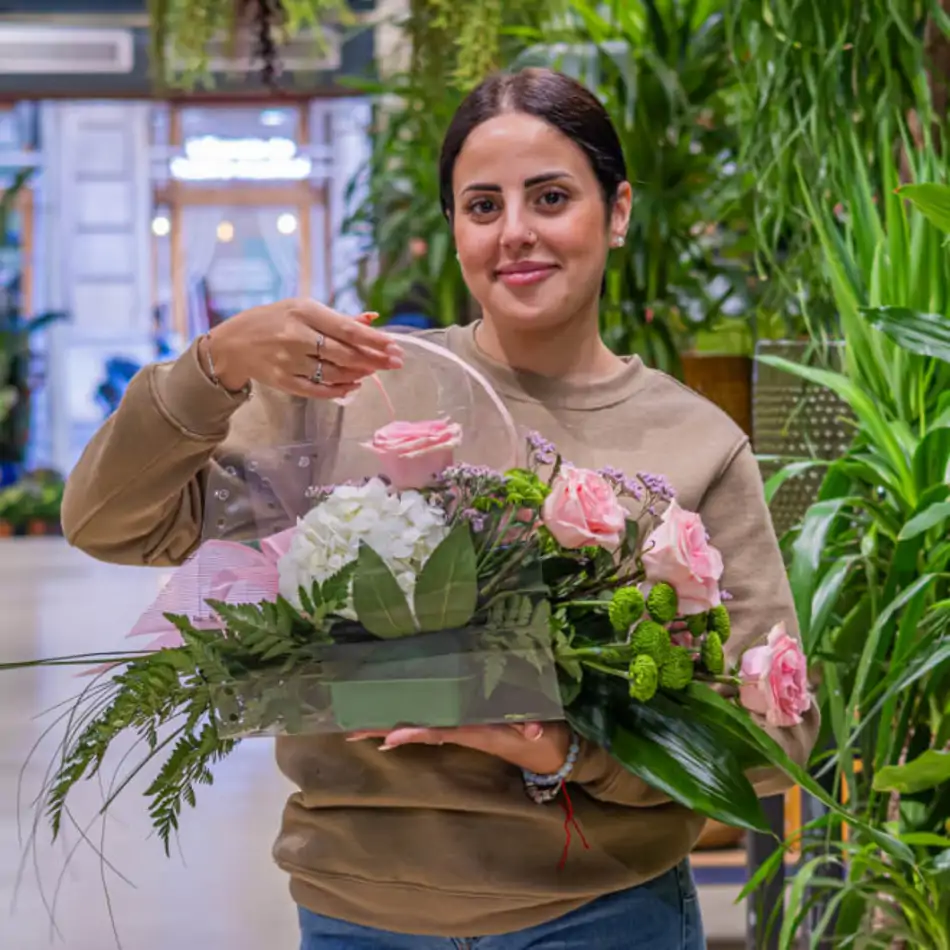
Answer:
[{"left": 757, "top": 135, "right": 950, "bottom": 947}]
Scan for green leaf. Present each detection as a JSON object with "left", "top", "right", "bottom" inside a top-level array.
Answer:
[
  {"left": 874, "top": 750, "right": 950, "bottom": 795},
  {"left": 788, "top": 498, "right": 848, "bottom": 641},
  {"left": 898, "top": 501, "right": 950, "bottom": 541},
  {"left": 761, "top": 459, "right": 830, "bottom": 506},
  {"left": 683, "top": 684, "right": 912, "bottom": 863},
  {"left": 897, "top": 183, "right": 950, "bottom": 233},
  {"left": 756, "top": 355, "right": 912, "bottom": 497},
  {"left": 864, "top": 306, "right": 950, "bottom": 364},
  {"left": 568, "top": 683, "right": 769, "bottom": 833},
  {"left": 413, "top": 524, "right": 478, "bottom": 632},
  {"left": 319, "top": 561, "right": 357, "bottom": 612},
  {"left": 350, "top": 543, "right": 417, "bottom": 638}
]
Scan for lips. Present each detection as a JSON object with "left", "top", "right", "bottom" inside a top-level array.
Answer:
[{"left": 495, "top": 262, "right": 559, "bottom": 287}]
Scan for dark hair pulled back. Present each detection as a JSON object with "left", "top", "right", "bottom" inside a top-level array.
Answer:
[{"left": 439, "top": 68, "right": 627, "bottom": 220}]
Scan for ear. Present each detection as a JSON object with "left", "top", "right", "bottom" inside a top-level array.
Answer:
[{"left": 609, "top": 181, "right": 632, "bottom": 243}]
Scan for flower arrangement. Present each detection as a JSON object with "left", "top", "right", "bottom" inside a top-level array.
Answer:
[{"left": 3, "top": 419, "right": 847, "bottom": 860}]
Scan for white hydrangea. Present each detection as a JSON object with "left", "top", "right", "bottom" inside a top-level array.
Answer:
[{"left": 277, "top": 477, "right": 448, "bottom": 613}]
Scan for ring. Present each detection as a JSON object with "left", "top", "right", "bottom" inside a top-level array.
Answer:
[
  {"left": 315, "top": 331, "right": 325, "bottom": 357},
  {"left": 310, "top": 360, "right": 324, "bottom": 385}
]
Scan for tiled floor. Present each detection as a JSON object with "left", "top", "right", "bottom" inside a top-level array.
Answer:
[{"left": 0, "top": 539, "right": 746, "bottom": 949}]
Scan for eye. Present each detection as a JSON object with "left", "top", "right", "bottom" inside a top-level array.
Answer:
[
  {"left": 466, "top": 197, "right": 499, "bottom": 217},
  {"left": 537, "top": 189, "right": 568, "bottom": 210}
]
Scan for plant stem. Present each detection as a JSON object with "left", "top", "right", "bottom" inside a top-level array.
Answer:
[{"left": 583, "top": 661, "right": 630, "bottom": 680}]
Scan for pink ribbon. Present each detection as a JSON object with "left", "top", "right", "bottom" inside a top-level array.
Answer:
[{"left": 78, "top": 528, "right": 297, "bottom": 677}]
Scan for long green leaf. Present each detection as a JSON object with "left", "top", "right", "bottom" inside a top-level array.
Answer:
[
  {"left": 788, "top": 498, "right": 848, "bottom": 641},
  {"left": 864, "top": 307, "right": 950, "bottom": 364},
  {"left": 898, "top": 501, "right": 950, "bottom": 542},
  {"left": 874, "top": 751, "right": 950, "bottom": 795},
  {"left": 757, "top": 354, "right": 912, "bottom": 491},
  {"left": 683, "top": 684, "right": 912, "bottom": 862},
  {"left": 412, "top": 524, "right": 478, "bottom": 632},
  {"left": 849, "top": 574, "right": 938, "bottom": 719},
  {"left": 897, "top": 183, "right": 950, "bottom": 234},
  {"left": 351, "top": 543, "right": 417, "bottom": 638},
  {"left": 568, "top": 684, "right": 769, "bottom": 832}
]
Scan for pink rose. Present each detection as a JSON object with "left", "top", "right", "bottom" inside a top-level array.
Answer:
[
  {"left": 739, "top": 622, "right": 812, "bottom": 728},
  {"left": 363, "top": 419, "right": 462, "bottom": 489},
  {"left": 541, "top": 466, "right": 627, "bottom": 552},
  {"left": 641, "top": 500, "right": 723, "bottom": 614}
]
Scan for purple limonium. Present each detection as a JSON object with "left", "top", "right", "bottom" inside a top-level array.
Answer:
[
  {"left": 526, "top": 431, "right": 557, "bottom": 466},
  {"left": 461, "top": 508, "right": 487, "bottom": 532},
  {"left": 599, "top": 465, "right": 644, "bottom": 500},
  {"left": 638, "top": 471, "right": 677, "bottom": 501}
]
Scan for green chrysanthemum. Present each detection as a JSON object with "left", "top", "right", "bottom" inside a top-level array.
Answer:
[
  {"left": 659, "top": 646, "right": 694, "bottom": 691},
  {"left": 608, "top": 587, "right": 645, "bottom": 634},
  {"left": 503, "top": 468, "right": 550, "bottom": 508},
  {"left": 629, "top": 620, "right": 671, "bottom": 664},
  {"left": 685, "top": 612, "right": 708, "bottom": 638},
  {"left": 628, "top": 654, "right": 659, "bottom": 702},
  {"left": 702, "top": 631, "right": 725, "bottom": 676},
  {"left": 646, "top": 583, "right": 678, "bottom": 624},
  {"left": 708, "top": 605, "right": 731, "bottom": 643}
]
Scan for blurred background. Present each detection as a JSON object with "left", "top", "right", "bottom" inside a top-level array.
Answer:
[{"left": 2, "top": 1, "right": 950, "bottom": 948}]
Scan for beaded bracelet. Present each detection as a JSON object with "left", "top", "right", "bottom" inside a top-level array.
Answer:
[{"left": 522, "top": 731, "right": 580, "bottom": 803}]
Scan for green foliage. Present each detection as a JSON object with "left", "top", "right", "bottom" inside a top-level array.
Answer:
[
  {"left": 759, "top": 126, "right": 950, "bottom": 943},
  {"left": 351, "top": 542, "right": 418, "bottom": 637},
  {"left": 503, "top": 468, "right": 550, "bottom": 508},
  {"left": 412, "top": 523, "right": 479, "bottom": 631}
]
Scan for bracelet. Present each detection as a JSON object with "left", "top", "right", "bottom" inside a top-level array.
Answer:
[
  {"left": 522, "top": 731, "right": 580, "bottom": 790},
  {"left": 202, "top": 333, "right": 251, "bottom": 398}
]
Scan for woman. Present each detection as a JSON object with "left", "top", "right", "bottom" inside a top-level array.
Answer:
[{"left": 62, "top": 68, "right": 818, "bottom": 949}]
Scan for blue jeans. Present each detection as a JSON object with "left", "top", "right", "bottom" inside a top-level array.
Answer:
[{"left": 298, "top": 861, "right": 706, "bottom": 949}]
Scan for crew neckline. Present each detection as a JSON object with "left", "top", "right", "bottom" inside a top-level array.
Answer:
[{"left": 443, "top": 322, "right": 647, "bottom": 411}]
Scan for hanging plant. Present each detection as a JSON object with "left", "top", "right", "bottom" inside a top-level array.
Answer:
[
  {"left": 148, "top": 0, "right": 559, "bottom": 91},
  {"left": 147, "top": 0, "right": 353, "bottom": 88}
]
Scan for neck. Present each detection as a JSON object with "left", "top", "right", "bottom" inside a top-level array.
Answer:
[{"left": 475, "top": 302, "right": 621, "bottom": 381}]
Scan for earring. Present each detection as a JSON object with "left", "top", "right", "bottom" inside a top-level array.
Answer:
[{"left": 612, "top": 235, "right": 626, "bottom": 248}]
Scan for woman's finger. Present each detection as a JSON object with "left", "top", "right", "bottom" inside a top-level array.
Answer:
[
  {"left": 295, "top": 358, "right": 368, "bottom": 387},
  {"left": 315, "top": 334, "right": 403, "bottom": 373},
  {"left": 276, "top": 375, "right": 362, "bottom": 402},
  {"left": 292, "top": 300, "right": 402, "bottom": 358}
]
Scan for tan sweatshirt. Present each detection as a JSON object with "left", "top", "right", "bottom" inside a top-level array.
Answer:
[{"left": 61, "top": 322, "right": 819, "bottom": 937}]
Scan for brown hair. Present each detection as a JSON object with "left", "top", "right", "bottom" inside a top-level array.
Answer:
[{"left": 439, "top": 68, "right": 628, "bottom": 220}]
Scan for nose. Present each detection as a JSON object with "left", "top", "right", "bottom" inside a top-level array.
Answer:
[{"left": 499, "top": 200, "right": 537, "bottom": 251}]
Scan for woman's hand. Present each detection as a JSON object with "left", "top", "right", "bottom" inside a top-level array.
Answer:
[
  {"left": 347, "top": 721, "right": 573, "bottom": 775},
  {"left": 199, "top": 299, "right": 404, "bottom": 398}
]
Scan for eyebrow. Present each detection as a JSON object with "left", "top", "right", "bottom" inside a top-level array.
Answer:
[{"left": 461, "top": 171, "right": 574, "bottom": 194}]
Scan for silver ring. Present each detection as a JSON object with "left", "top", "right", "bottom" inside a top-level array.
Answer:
[
  {"left": 310, "top": 360, "right": 324, "bottom": 385},
  {"left": 315, "top": 331, "right": 325, "bottom": 357}
]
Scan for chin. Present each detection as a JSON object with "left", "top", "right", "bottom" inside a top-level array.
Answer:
[{"left": 482, "top": 285, "right": 584, "bottom": 332}]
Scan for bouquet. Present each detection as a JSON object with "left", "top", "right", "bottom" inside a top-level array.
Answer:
[{"left": 2, "top": 337, "right": 871, "bottom": 870}]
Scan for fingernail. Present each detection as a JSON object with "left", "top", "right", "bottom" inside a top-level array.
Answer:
[
  {"left": 378, "top": 743, "right": 397, "bottom": 752},
  {"left": 386, "top": 343, "right": 404, "bottom": 356},
  {"left": 388, "top": 357, "right": 404, "bottom": 369}
]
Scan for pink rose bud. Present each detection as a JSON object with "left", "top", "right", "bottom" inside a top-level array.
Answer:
[
  {"left": 739, "top": 622, "right": 812, "bottom": 728},
  {"left": 641, "top": 500, "right": 723, "bottom": 615},
  {"left": 363, "top": 419, "right": 462, "bottom": 490},
  {"left": 541, "top": 466, "right": 627, "bottom": 552}
]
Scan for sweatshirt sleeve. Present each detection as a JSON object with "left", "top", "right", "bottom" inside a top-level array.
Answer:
[
  {"left": 571, "top": 440, "right": 820, "bottom": 807},
  {"left": 61, "top": 340, "right": 299, "bottom": 567}
]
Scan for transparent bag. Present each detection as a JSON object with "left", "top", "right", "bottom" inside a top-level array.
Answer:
[{"left": 127, "top": 333, "right": 564, "bottom": 736}]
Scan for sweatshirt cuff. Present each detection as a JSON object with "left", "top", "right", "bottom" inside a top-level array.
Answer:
[
  {"left": 151, "top": 338, "right": 251, "bottom": 439},
  {"left": 570, "top": 736, "right": 658, "bottom": 804}
]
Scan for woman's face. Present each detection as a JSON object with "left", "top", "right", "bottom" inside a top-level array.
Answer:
[{"left": 451, "top": 111, "right": 631, "bottom": 334}]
